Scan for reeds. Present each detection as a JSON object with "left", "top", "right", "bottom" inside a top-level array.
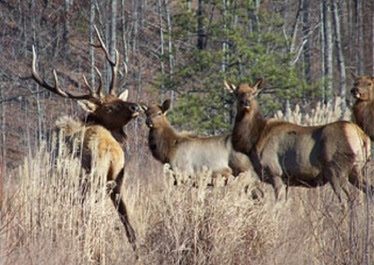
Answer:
[{"left": 1, "top": 102, "right": 373, "bottom": 265}]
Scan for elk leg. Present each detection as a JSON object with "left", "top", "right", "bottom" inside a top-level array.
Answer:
[
  {"left": 212, "top": 168, "right": 232, "bottom": 187},
  {"left": 110, "top": 192, "right": 137, "bottom": 252},
  {"left": 349, "top": 165, "right": 374, "bottom": 199},
  {"left": 324, "top": 167, "right": 344, "bottom": 202},
  {"left": 264, "top": 167, "right": 285, "bottom": 201},
  {"left": 109, "top": 168, "right": 138, "bottom": 254}
]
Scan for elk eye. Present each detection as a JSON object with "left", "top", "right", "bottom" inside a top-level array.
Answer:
[
  {"left": 158, "top": 112, "right": 162, "bottom": 116},
  {"left": 368, "top": 82, "right": 372, "bottom": 86}
]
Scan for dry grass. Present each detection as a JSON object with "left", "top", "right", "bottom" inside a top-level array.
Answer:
[
  {"left": 1, "top": 104, "right": 374, "bottom": 265},
  {"left": 274, "top": 97, "right": 352, "bottom": 125}
]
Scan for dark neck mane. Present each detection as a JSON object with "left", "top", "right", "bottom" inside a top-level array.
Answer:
[
  {"left": 353, "top": 100, "right": 374, "bottom": 140},
  {"left": 232, "top": 101, "right": 266, "bottom": 155}
]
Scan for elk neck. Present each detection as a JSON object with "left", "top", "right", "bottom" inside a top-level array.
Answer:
[
  {"left": 148, "top": 120, "right": 182, "bottom": 164},
  {"left": 232, "top": 101, "right": 266, "bottom": 155},
  {"left": 353, "top": 100, "right": 374, "bottom": 140}
]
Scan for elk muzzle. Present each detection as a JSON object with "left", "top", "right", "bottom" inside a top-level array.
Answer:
[
  {"left": 146, "top": 117, "right": 153, "bottom": 128},
  {"left": 130, "top": 104, "right": 142, "bottom": 117},
  {"left": 350, "top": 87, "right": 361, "bottom": 99},
  {"left": 240, "top": 99, "right": 251, "bottom": 108}
]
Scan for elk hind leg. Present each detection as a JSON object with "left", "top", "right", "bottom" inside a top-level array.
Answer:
[
  {"left": 349, "top": 165, "right": 374, "bottom": 199},
  {"left": 324, "top": 167, "right": 346, "bottom": 202}
]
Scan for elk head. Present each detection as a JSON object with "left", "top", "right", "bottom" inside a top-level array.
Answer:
[
  {"left": 350, "top": 75, "right": 374, "bottom": 102},
  {"left": 143, "top": 99, "right": 171, "bottom": 129},
  {"left": 224, "top": 79, "right": 265, "bottom": 112},
  {"left": 31, "top": 26, "right": 141, "bottom": 137}
]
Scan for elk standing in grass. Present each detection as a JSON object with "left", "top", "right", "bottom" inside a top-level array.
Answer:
[
  {"left": 31, "top": 26, "right": 141, "bottom": 254},
  {"left": 225, "top": 79, "right": 372, "bottom": 202},
  {"left": 143, "top": 99, "right": 253, "bottom": 186},
  {"left": 351, "top": 74, "right": 374, "bottom": 140}
]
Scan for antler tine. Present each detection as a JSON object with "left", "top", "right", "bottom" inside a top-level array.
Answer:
[
  {"left": 109, "top": 49, "right": 119, "bottom": 95},
  {"left": 92, "top": 25, "right": 120, "bottom": 95},
  {"left": 116, "top": 60, "right": 129, "bottom": 91},
  {"left": 82, "top": 67, "right": 103, "bottom": 98},
  {"left": 32, "top": 45, "right": 69, "bottom": 98},
  {"left": 94, "top": 66, "right": 104, "bottom": 97},
  {"left": 32, "top": 45, "right": 98, "bottom": 101}
]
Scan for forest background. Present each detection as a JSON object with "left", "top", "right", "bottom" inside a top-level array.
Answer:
[
  {"left": 0, "top": 0, "right": 374, "bottom": 170},
  {"left": 1, "top": 1, "right": 374, "bottom": 264}
]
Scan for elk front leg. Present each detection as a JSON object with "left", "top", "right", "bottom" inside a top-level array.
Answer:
[
  {"left": 265, "top": 166, "right": 285, "bottom": 201},
  {"left": 109, "top": 168, "right": 138, "bottom": 255}
]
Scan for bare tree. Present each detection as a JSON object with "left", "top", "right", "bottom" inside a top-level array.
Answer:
[
  {"left": 157, "top": 0, "right": 166, "bottom": 100},
  {"left": 331, "top": 0, "right": 346, "bottom": 113},
  {"left": 354, "top": 0, "right": 364, "bottom": 74},
  {"left": 197, "top": 0, "right": 206, "bottom": 49},
  {"left": 302, "top": 0, "right": 311, "bottom": 84},
  {"left": 322, "top": 0, "right": 333, "bottom": 102}
]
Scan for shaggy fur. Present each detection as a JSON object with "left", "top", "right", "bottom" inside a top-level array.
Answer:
[
  {"left": 226, "top": 79, "right": 372, "bottom": 202},
  {"left": 351, "top": 75, "right": 374, "bottom": 140}
]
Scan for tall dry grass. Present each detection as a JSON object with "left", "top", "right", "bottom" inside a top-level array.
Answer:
[
  {"left": 274, "top": 97, "right": 352, "bottom": 125},
  {"left": 1, "top": 100, "right": 373, "bottom": 265}
]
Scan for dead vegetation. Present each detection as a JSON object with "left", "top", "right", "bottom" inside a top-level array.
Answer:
[{"left": 1, "top": 125, "right": 373, "bottom": 265}]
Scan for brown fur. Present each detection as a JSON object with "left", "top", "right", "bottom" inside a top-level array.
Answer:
[
  {"left": 31, "top": 42, "right": 141, "bottom": 255},
  {"left": 226, "top": 79, "right": 372, "bottom": 202},
  {"left": 144, "top": 100, "right": 253, "bottom": 184},
  {"left": 351, "top": 75, "right": 374, "bottom": 140}
]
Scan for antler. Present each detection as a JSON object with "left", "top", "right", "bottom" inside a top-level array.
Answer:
[
  {"left": 91, "top": 25, "right": 128, "bottom": 95},
  {"left": 31, "top": 45, "right": 101, "bottom": 102}
]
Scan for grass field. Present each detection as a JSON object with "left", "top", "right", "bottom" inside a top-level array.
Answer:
[{"left": 1, "top": 99, "right": 373, "bottom": 265}]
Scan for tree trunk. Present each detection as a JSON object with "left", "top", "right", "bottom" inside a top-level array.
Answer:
[
  {"left": 89, "top": 0, "right": 96, "bottom": 89},
  {"left": 372, "top": 3, "right": 374, "bottom": 76},
  {"left": 63, "top": 0, "right": 70, "bottom": 57},
  {"left": 197, "top": 0, "right": 206, "bottom": 49},
  {"left": 157, "top": 0, "right": 165, "bottom": 101},
  {"left": 354, "top": 0, "right": 364, "bottom": 74},
  {"left": 110, "top": 0, "right": 117, "bottom": 59},
  {"left": 164, "top": 0, "right": 174, "bottom": 104},
  {"left": 302, "top": 0, "right": 311, "bottom": 84},
  {"left": 222, "top": 0, "right": 227, "bottom": 73},
  {"left": 290, "top": 0, "right": 302, "bottom": 54},
  {"left": 331, "top": 0, "right": 346, "bottom": 113},
  {"left": 121, "top": 0, "right": 129, "bottom": 65},
  {"left": 323, "top": 0, "right": 333, "bottom": 102}
]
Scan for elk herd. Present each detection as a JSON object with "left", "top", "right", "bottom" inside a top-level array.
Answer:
[{"left": 29, "top": 27, "right": 374, "bottom": 259}]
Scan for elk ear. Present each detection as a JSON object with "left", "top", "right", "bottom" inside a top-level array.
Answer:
[
  {"left": 161, "top": 99, "right": 171, "bottom": 113},
  {"left": 224, "top": 80, "right": 237, "bottom": 93},
  {"left": 118, "top": 89, "right": 129, "bottom": 101},
  {"left": 253, "top": 78, "right": 265, "bottom": 95},
  {"left": 78, "top": 100, "right": 98, "bottom": 113}
]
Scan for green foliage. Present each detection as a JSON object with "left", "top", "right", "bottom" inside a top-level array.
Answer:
[{"left": 158, "top": 0, "right": 312, "bottom": 133}]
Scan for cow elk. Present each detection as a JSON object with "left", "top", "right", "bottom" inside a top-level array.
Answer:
[
  {"left": 31, "top": 26, "right": 141, "bottom": 254},
  {"left": 225, "top": 79, "right": 372, "bottom": 202},
  {"left": 143, "top": 99, "right": 253, "bottom": 186},
  {"left": 351, "top": 74, "right": 374, "bottom": 140}
]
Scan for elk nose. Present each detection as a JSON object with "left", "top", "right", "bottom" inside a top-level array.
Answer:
[
  {"left": 146, "top": 117, "right": 153, "bottom": 128},
  {"left": 350, "top": 88, "right": 357, "bottom": 94},
  {"left": 241, "top": 99, "right": 250, "bottom": 106},
  {"left": 130, "top": 104, "right": 140, "bottom": 113}
]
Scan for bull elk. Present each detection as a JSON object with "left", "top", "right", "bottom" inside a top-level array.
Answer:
[
  {"left": 143, "top": 99, "right": 253, "bottom": 186},
  {"left": 31, "top": 26, "right": 141, "bottom": 254},
  {"left": 225, "top": 79, "right": 372, "bottom": 202},
  {"left": 350, "top": 74, "right": 374, "bottom": 140}
]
